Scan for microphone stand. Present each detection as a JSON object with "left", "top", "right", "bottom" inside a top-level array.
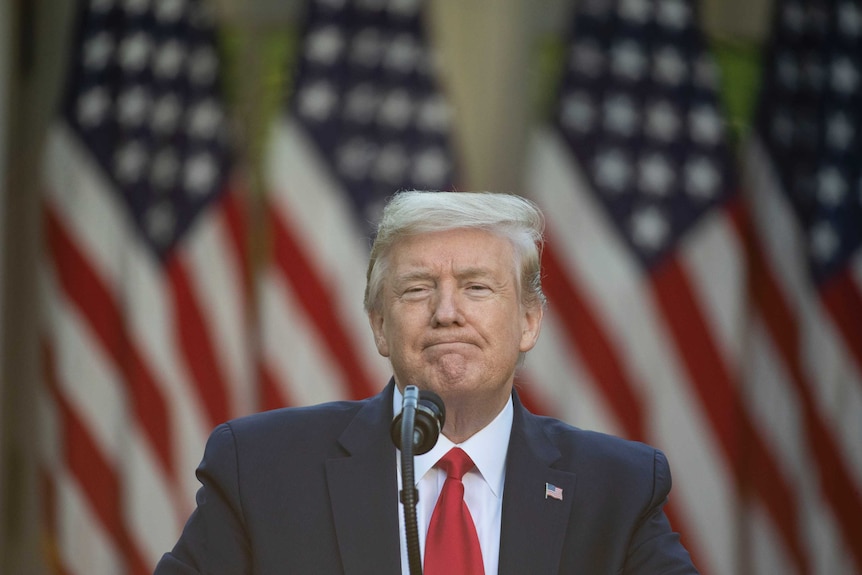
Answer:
[{"left": 399, "top": 386, "right": 423, "bottom": 575}]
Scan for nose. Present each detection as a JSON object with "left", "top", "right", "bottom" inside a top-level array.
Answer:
[{"left": 431, "top": 283, "right": 464, "bottom": 326}]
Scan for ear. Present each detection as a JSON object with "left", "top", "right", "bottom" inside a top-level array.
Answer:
[
  {"left": 518, "top": 304, "right": 543, "bottom": 353},
  {"left": 368, "top": 309, "right": 390, "bottom": 357}
]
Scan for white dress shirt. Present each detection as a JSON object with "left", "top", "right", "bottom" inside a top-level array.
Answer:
[{"left": 394, "top": 386, "right": 513, "bottom": 575}]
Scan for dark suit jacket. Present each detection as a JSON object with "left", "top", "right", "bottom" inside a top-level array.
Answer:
[{"left": 155, "top": 382, "right": 697, "bottom": 574}]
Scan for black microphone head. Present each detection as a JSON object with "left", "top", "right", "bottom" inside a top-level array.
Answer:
[{"left": 390, "top": 388, "right": 446, "bottom": 454}]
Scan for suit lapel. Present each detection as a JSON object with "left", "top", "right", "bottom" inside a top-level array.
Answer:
[
  {"left": 498, "top": 393, "right": 577, "bottom": 575},
  {"left": 326, "top": 383, "right": 401, "bottom": 575}
]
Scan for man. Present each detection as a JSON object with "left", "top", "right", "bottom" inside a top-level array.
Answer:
[{"left": 155, "top": 191, "right": 698, "bottom": 574}]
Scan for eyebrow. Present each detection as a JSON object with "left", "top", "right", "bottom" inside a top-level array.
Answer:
[{"left": 393, "top": 266, "right": 498, "bottom": 284}]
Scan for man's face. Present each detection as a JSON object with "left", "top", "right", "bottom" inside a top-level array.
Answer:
[{"left": 369, "top": 228, "right": 543, "bottom": 409}]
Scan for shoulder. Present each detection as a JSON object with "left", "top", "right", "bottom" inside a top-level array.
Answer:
[{"left": 523, "top": 411, "right": 669, "bottom": 488}]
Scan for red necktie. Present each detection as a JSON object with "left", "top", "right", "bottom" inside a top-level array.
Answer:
[{"left": 424, "top": 448, "right": 485, "bottom": 575}]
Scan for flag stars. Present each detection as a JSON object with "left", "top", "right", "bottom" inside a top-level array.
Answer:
[
  {"left": 604, "top": 94, "right": 639, "bottom": 137},
  {"left": 151, "top": 94, "right": 182, "bottom": 134},
  {"left": 561, "top": 91, "right": 596, "bottom": 133},
  {"left": 417, "top": 94, "right": 451, "bottom": 133},
  {"left": 144, "top": 200, "right": 177, "bottom": 249},
  {"left": 186, "top": 99, "right": 223, "bottom": 139},
  {"left": 373, "top": 143, "right": 409, "bottom": 183},
  {"left": 351, "top": 28, "right": 384, "bottom": 68},
  {"left": 184, "top": 152, "right": 219, "bottom": 194},
  {"left": 189, "top": 47, "right": 218, "bottom": 86},
  {"left": 830, "top": 57, "right": 859, "bottom": 94},
  {"left": 77, "top": 87, "right": 112, "bottom": 127},
  {"left": 618, "top": 0, "right": 652, "bottom": 24},
  {"left": 630, "top": 206, "right": 670, "bottom": 252},
  {"left": 155, "top": 0, "right": 186, "bottom": 23},
  {"left": 151, "top": 148, "right": 181, "bottom": 189},
  {"left": 384, "top": 33, "right": 421, "bottom": 73},
  {"left": 298, "top": 80, "right": 339, "bottom": 121},
  {"left": 337, "top": 137, "right": 375, "bottom": 180},
  {"left": 305, "top": 25, "right": 345, "bottom": 66},
  {"left": 656, "top": 0, "right": 691, "bottom": 30},
  {"left": 809, "top": 221, "right": 839, "bottom": 263},
  {"left": 776, "top": 53, "right": 799, "bottom": 90},
  {"left": 693, "top": 55, "right": 719, "bottom": 90},
  {"left": 685, "top": 157, "right": 721, "bottom": 200},
  {"left": 570, "top": 40, "right": 605, "bottom": 77},
  {"left": 838, "top": 1, "right": 862, "bottom": 37},
  {"left": 646, "top": 100, "right": 680, "bottom": 142},
  {"left": 345, "top": 83, "right": 379, "bottom": 124},
  {"left": 117, "top": 86, "right": 151, "bottom": 127},
  {"left": 689, "top": 105, "right": 724, "bottom": 146},
  {"left": 817, "top": 166, "right": 847, "bottom": 207},
  {"left": 119, "top": 32, "right": 152, "bottom": 72},
  {"left": 378, "top": 89, "right": 414, "bottom": 130},
  {"left": 154, "top": 40, "right": 186, "bottom": 79},
  {"left": 653, "top": 46, "right": 687, "bottom": 86},
  {"left": 123, "top": 0, "right": 150, "bottom": 16},
  {"left": 826, "top": 113, "right": 854, "bottom": 150},
  {"left": 594, "top": 148, "right": 632, "bottom": 193},
  {"left": 782, "top": 2, "right": 805, "bottom": 34},
  {"left": 84, "top": 32, "right": 115, "bottom": 71},
  {"left": 611, "top": 41, "right": 648, "bottom": 82},
  {"left": 639, "top": 153, "right": 675, "bottom": 196},
  {"left": 115, "top": 140, "right": 149, "bottom": 183},
  {"left": 412, "top": 146, "right": 450, "bottom": 187}
]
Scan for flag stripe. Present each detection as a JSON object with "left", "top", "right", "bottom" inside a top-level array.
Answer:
[
  {"left": 165, "top": 256, "right": 231, "bottom": 427},
  {"left": 44, "top": 341, "right": 150, "bottom": 575},
  {"left": 746, "top": 220, "right": 862, "bottom": 571},
  {"left": 44, "top": 203, "right": 174, "bottom": 479},
  {"left": 268, "top": 203, "right": 379, "bottom": 401},
  {"left": 820, "top": 270, "right": 862, "bottom": 382},
  {"left": 651, "top": 252, "right": 809, "bottom": 573},
  {"left": 542, "top": 241, "right": 647, "bottom": 440}
]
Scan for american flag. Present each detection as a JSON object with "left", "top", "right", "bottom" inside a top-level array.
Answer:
[
  {"left": 258, "top": 0, "right": 458, "bottom": 409},
  {"left": 40, "top": 0, "right": 252, "bottom": 572},
  {"left": 523, "top": 0, "right": 769, "bottom": 572},
  {"left": 545, "top": 482, "right": 564, "bottom": 501},
  {"left": 740, "top": 0, "right": 862, "bottom": 572}
]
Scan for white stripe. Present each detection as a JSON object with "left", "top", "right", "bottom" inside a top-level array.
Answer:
[
  {"left": 184, "top": 206, "right": 254, "bottom": 417},
  {"left": 527, "top": 127, "right": 736, "bottom": 575},
  {"left": 46, "top": 277, "right": 125, "bottom": 465},
  {"left": 123, "top": 240, "right": 211, "bottom": 506},
  {"left": 524, "top": 314, "right": 622, "bottom": 437},
  {"left": 265, "top": 117, "right": 391, "bottom": 385},
  {"left": 44, "top": 125, "right": 133, "bottom": 290},
  {"left": 744, "top": 505, "right": 796, "bottom": 575},
  {"left": 56, "top": 471, "right": 123, "bottom": 574},
  {"left": 125, "top": 432, "right": 182, "bottom": 567},
  {"left": 679, "top": 208, "right": 747, "bottom": 368},
  {"left": 743, "top": 137, "right": 862, "bottom": 488},
  {"left": 259, "top": 267, "right": 350, "bottom": 406},
  {"left": 744, "top": 317, "right": 849, "bottom": 571}
]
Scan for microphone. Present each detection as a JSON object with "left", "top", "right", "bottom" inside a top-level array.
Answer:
[
  {"left": 390, "top": 386, "right": 446, "bottom": 455},
  {"left": 393, "top": 386, "right": 446, "bottom": 575}
]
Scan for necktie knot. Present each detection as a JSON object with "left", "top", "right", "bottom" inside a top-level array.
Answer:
[{"left": 437, "top": 447, "right": 475, "bottom": 481}]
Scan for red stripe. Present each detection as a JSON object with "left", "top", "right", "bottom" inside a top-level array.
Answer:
[
  {"left": 259, "top": 360, "right": 293, "bottom": 412},
  {"left": 747, "top": 228, "right": 862, "bottom": 571},
  {"left": 43, "top": 342, "right": 150, "bottom": 575},
  {"left": 165, "top": 255, "right": 231, "bottom": 426},
  {"left": 44, "top": 204, "right": 174, "bottom": 479},
  {"left": 219, "top": 187, "right": 251, "bottom": 307},
  {"left": 268, "top": 202, "right": 378, "bottom": 401},
  {"left": 820, "top": 266, "right": 862, "bottom": 380},
  {"left": 651, "top": 254, "right": 810, "bottom": 574},
  {"left": 519, "top": 259, "right": 708, "bottom": 572},
  {"left": 542, "top": 239, "right": 647, "bottom": 440}
]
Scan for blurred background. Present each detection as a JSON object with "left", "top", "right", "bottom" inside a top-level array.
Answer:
[{"left": 1, "top": 0, "right": 860, "bottom": 573}]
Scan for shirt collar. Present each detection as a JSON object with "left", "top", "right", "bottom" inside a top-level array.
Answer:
[{"left": 393, "top": 385, "right": 512, "bottom": 498}]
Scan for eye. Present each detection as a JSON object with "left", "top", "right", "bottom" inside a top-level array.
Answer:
[{"left": 466, "top": 283, "right": 492, "bottom": 294}]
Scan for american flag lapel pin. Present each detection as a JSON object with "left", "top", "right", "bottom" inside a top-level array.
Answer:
[{"left": 545, "top": 482, "right": 563, "bottom": 501}]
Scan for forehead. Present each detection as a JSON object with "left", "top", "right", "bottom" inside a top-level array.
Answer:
[{"left": 388, "top": 228, "right": 516, "bottom": 270}]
